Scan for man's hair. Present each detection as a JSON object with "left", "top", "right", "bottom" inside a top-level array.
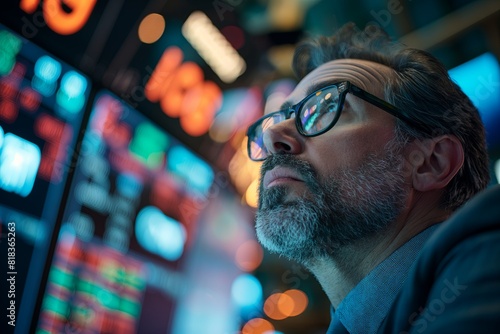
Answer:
[{"left": 292, "top": 23, "right": 490, "bottom": 210}]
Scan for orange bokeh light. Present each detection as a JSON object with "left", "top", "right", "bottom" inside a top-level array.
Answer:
[
  {"left": 24, "top": 0, "right": 98, "bottom": 35},
  {"left": 245, "top": 178, "right": 259, "bottom": 208},
  {"left": 145, "top": 47, "right": 183, "bottom": 102},
  {"left": 235, "top": 239, "right": 263, "bottom": 272},
  {"left": 264, "top": 289, "right": 309, "bottom": 320},
  {"left": 284, "top": 289, "right": 308, "bottom": 316},
  {"left": 179, "top": 81, "right": 221, "bottom": 136},
  {"left": 180, "top": 109, "right": 211, "bottom": 137},
  {"left": 145, "top": 47, "right": 223, "bottom": 137},
  {"left": 138, "top": 13, "right": 165, "bottom": 44},
  {"left": 264, "top": 292, "right": 294, "bottom": 320},
  {"left": 241, "top": 318, "right": 274, "bottom": 334},
  {"left": 159, "top": 62, "right": 204, "bottom": 118},
  {"left": 20, "top": 0, "right": 38, "bottom": 12},
  {"left": 21, "top": 0, "right": 97, "bottom": 35}
]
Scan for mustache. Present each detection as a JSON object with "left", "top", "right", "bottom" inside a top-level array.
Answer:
[{"left": 260, "top": 154, "right": 321, "bottom": 192}]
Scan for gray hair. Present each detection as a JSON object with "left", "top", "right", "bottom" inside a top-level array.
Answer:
[{"left": 292, "top": 23, "right": 490, "bottom": 210}]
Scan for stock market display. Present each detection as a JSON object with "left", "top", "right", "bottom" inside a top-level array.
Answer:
[
  {"left": 36, "top": 90, "right": 217, "bottom": 333},
  {"left": 0, "top": 23, "right": 254, "bottom": 334},
  {"left": 0, "top": 23, "right": 91, "bottom": 333}
]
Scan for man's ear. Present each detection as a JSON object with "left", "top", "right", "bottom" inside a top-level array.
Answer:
[{"left": 407, "top": 135, "right": 464, "bottom": 192}]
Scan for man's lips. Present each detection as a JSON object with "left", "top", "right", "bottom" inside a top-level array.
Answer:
[{"left": 263, "top": 167, "right": 304, "bottom": 189}]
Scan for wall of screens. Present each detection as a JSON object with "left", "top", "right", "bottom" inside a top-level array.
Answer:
[
  {"left": 0, "top": 23, "right": 91, "bottom": 333},
  {"left": 0, "top": 24, "right": 254, "bottom": 334},
  {"left": 36, "top": 90, "right": 235, "bottom": 333}
]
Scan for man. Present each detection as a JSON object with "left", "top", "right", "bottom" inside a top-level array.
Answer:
[{"left": 246, "top": 23, "right": 497, "bottom": 332}]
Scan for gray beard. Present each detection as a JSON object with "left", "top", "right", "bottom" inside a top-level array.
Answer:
[{"left": 255, "top": 149, "right": 407, "bottom": 265}]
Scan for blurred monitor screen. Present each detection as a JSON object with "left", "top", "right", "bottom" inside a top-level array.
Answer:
[
  {"left": 0, "top": 23, "right": 91, "bottom": 333},
  {"left": 34, "top": 90, "right": 252, "bottom": 334},
  {"left": 0, "top": 23, "right": 254, "bottom": 334},
  {"left": 449, "top": 52, "right": 500, "bottom": 148}
]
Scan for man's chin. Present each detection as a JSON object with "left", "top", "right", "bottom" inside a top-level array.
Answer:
[
  {"left": 255, "top": 205, "right": 316, "bottom": 259},
  {"left": 256, "top": 227, "right": 316, "bottom": 264},
  {"left": 257, "top": 228, "right": 299, "bottom": 257}
]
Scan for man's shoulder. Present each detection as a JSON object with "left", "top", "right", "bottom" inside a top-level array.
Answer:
[
  {"left": 422, "top": 184, "right": 500, "bottom": 263},
  {"left": 379, "top": 185, "right": 500, "bottom": 333},
  {"left": 439, "top": 183, "right": 500, "bottom": 235}
]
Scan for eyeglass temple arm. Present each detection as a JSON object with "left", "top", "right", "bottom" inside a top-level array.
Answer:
[{"left": 349, "top": 85, "right": 432, "bottom": 135}]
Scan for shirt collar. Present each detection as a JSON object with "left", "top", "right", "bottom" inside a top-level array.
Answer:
[{"left": 331, "top": 224, "right": 440, "bottom": 333}]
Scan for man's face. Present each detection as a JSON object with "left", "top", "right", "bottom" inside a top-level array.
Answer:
[{"left": 255, "top": 59, "right": 409, "bottom": 264}]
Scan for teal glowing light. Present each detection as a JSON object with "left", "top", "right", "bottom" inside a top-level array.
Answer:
[
  {"left": 0, "top": 127, "right": 41, "bottom": 197},
  {"left": 61, "top": 71, "right": 87, "bottom": 98},
  {"left": 135, "top": 206, "right": 186, "bottom": 261},
  {"left": 129, "top": 122, "right": 169, "bottom": 169},
  {"left": 56, "top": 70, "right": 88, "bottom": 114},
  {"left": 42, "top": 294, "right": 69, "bottom": 317},
  {"left": 116, "top": 173, "right": 143, "bottom": 198},
  {"left": 231, "top": 274, "right": 263, "bottom": 309},
  {"left": 0, "top": 30, "right": 22, "bottom": 76},
  {"left": 35, "top": 55, "right": 62, "bottom": 82},
  {"left": 449, "top": 52, "right": 500, "bottom": 146},
  {"left": 168, "top": 145, "right": 214, "bottom": 196},
  {"left": 32, "top": 55, "right": 62, "bottom": 96}
]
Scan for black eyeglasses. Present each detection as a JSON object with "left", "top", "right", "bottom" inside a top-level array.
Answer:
[{"left": 247, "top": 81, "right": 431, "bottom": 161}]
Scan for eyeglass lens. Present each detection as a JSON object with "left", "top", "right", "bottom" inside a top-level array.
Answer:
[
  {"left": 299, "top": 86, "right": 340, "bottom": 135},
  {"left": 249, "top": 85, "right": 342, "bottom": 160}
]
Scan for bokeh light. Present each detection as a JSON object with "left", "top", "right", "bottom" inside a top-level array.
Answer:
[
  {"left": 268, "top": 0, "right": 303, "bottom": 31},
  {"left": 241, "top": 318, "right": 274, "bottom": 334},
  {"left": 0, "top": 30, "right": 22, "bottom": 75},
  {"left": 228, "top": 138, "right": 262, "bottom": 206},
  {"left": 56, "top": 70, "right": 88, "bottom": 114},
  {"left": 221, "top": 25, "right": 245, "bottom": 50},
  {"left": 245, "top": 178, "right": 259, "bottom": 208},
  {"left": 263, "top": 289, "right": 309, "bottom": 320},
  {"left": 231, "top": 274, "right": 263, "bottom": 309},
  {"left": 182, "top": 11, "right": 246, "bottom": 83},
  {"left": 264, "top": 292, "right": 294, "bottom": 320},
  {"left": 235, "top": 239, "right": 263, "bottom": 271},
  {"left": 283, "top": 289, "right": 308, "bottom": 316},
  {"left": 135, "top": 206, "right": 186, "bottom": 261},
  {"left": 138, "top": 13, "right": 165, "bottom": 44}
]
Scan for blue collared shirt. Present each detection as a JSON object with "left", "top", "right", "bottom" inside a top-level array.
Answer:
[{"left": 327, "top": 225, "right": 440, "bottom": 334}]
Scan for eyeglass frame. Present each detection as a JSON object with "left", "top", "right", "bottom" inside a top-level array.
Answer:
[{"left": 246, "top": 80, "right": 432, "bottom": 161}]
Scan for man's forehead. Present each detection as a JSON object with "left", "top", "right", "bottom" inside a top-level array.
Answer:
[
  {"left": 296, "top": 59, "right": 393, "bottom": 93},
  {"left": 264, "top": 58, "right": 394, "bottom": 113}
]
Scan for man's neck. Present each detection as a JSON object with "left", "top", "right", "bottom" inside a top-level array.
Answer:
[
  {"left": 307, "top": 197, "right": 450, "bottom": 308},
  {"left": 307, "top": 233, "right": 391, "bottom": 308}
]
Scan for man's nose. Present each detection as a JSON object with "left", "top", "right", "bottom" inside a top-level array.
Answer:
[{"left": 262, "top": 120, "right": 304, "bottom": 157}]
